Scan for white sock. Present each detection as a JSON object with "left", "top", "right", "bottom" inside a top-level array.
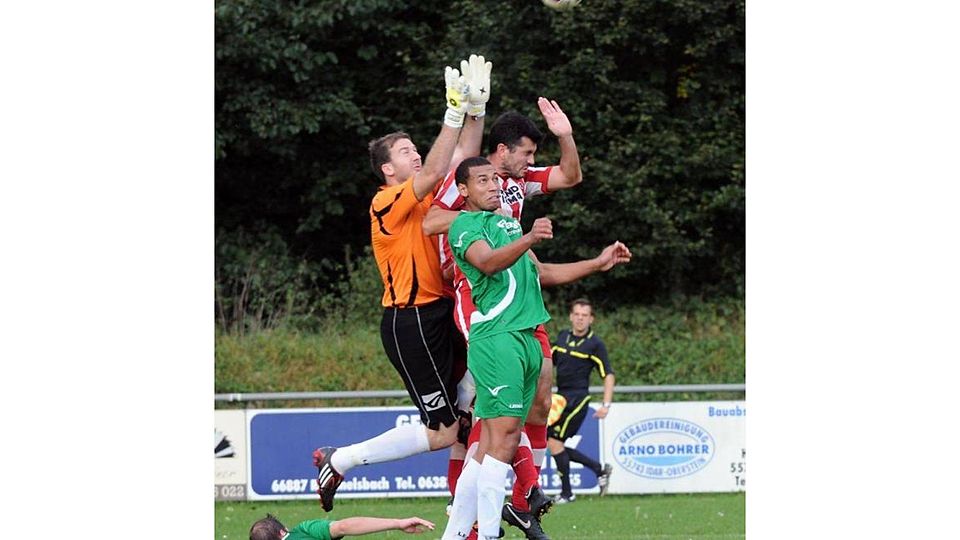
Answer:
[
  {"left": 442, "top": 458, "right": 481, "bottom": 540},
  {"left": 331, "top": 423, "right": 430, "bottom": 473},
  {"left": 532, "top": 447, "right": 547, "bottom": 469},
  {"left": 477, "top": 456, "right": 511, "bottom": 539}
]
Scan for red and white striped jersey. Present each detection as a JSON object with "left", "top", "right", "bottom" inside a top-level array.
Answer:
[{"left": 431, "top": 165, "right": 553, "bottom": 339}]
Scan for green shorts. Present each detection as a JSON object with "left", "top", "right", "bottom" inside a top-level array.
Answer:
[{"left": 468, "top": 329, "right": 542, "bottom": 420}]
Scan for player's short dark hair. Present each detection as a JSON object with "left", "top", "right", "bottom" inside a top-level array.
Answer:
[
  {"left": 570, "top": 297, "right": 593, "bottom": 314},
  {"left": 368, "top": 131, "right": 412, "bottom": 182},
  {"left": 455, "top": 156, "right": 493, "bottom": 185},
  {"left": 250, "top": 514, "right": 287, "bottom": 540},
  {"left": 487, "top": 111, "right": 543, "bottom": 154}
]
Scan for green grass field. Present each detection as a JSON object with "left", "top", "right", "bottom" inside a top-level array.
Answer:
[{"left": 215, "top": 492, "right": 745, "bottom": 539}]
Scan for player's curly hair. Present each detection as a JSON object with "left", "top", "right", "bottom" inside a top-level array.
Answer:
[
  {"left": 249, "top": 513, "right": 287, "bottom": 540},
  {"left": 369, "top": 131, "right": 412, "bottom": 182},
  {"left": 487, "top": 111, "right": 544, "bottom": 154}
]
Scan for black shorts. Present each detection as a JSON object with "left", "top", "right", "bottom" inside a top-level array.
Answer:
[
  {"left": 380, "top": 297, "right": 461, "bottom": 430},
  {"left": 548, "top": 393, "right": 592, "bottom": 442}
]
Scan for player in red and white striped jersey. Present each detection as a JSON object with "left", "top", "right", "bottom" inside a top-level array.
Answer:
[
  {"left": 423, "top": 97, "right": 583, "bottom": 531},
  {"left": 428, "top": 98, "right": 582, "bottom": 338}
]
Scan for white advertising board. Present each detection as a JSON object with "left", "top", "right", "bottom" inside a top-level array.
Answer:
[
  {"left": 215, "top": 409, "right": 248, "bottom": 500},
  {"left": 602, "top": 401, "right": 745, "bottom": 494}
]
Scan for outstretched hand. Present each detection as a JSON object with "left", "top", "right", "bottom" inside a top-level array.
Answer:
[
  {"left": 397, "top": 517, "right": 435, "bottom": 534},
  {"left": 596, "top": 241, "right": 632, "bottom": 271},
  {"left": 537, "top": 97, "right": 573, "bottom": 138},
  {"left": 461, "top": 54, "right": 492, "bottom": 118},
  {"left": 444, "top": 66, "right": 469, "bottom": 128}
]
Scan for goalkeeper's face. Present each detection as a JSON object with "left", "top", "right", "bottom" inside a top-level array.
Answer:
[{"left": 386, "top": 138, "right": 422, "bottom": 181}]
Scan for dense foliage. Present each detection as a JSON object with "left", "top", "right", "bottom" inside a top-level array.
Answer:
[
  {"left": 216, "top": 0, "right": 744, "bottom": 331},
  {"left": 215, "top": 295, "right": 745, "bottom": 404}
]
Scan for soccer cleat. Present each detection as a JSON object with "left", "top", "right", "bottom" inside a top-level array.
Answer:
[
  {"left": 527, "top": 485, "right": 554, "bottom": 519},
  {"left": 446, "top": 495, "right": 454, "bottom": 516},
  {"left": 597, "top": 463, "right": 614, "bottom": 496},
  {"left": 552, "top": 493, "right": 576, "bottom": 504},
  {"left": 312, "top": 446, "right": 344, "bottom": 512},
  {"left": 502, "top": 503, "right": 550, "bottom": 540}
]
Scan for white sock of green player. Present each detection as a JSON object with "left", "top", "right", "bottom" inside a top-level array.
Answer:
[
  {"left": 331, "top": 423, "right": 430, "bottom": 473},
  {"left": 441, "top": 458, "right": 481, "bottom": 540},
  {"left": 477, "top": 455, "right": 511, "bottom": 539}
]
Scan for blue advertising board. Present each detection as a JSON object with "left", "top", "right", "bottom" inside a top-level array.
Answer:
[{"left": 247, "top": 406, "right": 601, "bottom": 500}]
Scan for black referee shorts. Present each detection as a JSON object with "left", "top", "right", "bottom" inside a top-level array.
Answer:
[
  {"left": 380, "top": 297, "right": 460, "bottom": 430},
  {"left": 548, "top": 393, "right": 592, "bottom": 442}
]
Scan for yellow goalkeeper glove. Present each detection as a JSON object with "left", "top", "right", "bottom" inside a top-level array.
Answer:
[{"left": 444, "top": 66, "right": 469, "bottom": 128}]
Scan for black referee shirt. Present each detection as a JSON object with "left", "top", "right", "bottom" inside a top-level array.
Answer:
[{"left": 552, "top": 328, "right": 613, "bottom": 399}]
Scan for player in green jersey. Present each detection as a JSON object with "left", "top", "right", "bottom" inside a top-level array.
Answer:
[
  {"left": 249, "top": 513, "right": 434, "bottom": 540},
  {"left": 441, "top": 156, "right": 630, "bottom": 540}
]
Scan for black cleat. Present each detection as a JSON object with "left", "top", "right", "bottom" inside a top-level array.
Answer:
[
  {"left": 527, "top": 485, "right": 554, "bottom": 519},
  {"left": 502, "top": 502, "right": 550, "bottom": 540},
  {"left": 312, "top": 446, "right": 343, "bottom": 512},
  {"left": 598, "top": 463, "right": 614, "bottom": 496}
]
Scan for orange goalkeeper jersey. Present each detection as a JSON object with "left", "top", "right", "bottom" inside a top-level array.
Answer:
[{"left": 370, "top": 178, "right": 444, "bottom": 308}]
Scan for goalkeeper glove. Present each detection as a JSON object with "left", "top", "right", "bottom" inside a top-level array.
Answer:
[
  {"left": 461, "top": 54, "right": 492, "bottom": 118},
  {"left": 444, "top": 66, "right": 469, "bottom": 128}
]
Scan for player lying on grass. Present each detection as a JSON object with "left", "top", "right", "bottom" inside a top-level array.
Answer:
[{"left": 249, "top": 513, "right": 434, "bottom": 540}]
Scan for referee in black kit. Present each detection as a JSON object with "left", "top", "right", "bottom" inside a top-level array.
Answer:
[{"left": 547, "top": 298, "right": 615, "bottom": 503}]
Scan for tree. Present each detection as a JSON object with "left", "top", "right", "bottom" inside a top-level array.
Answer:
[{"left": 216, "top": 0, "right": 744, "bottom": 315}]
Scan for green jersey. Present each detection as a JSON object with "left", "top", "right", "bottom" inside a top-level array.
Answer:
[
  {"left": 448, "top": 211, "right": 550, "bottom": 340},
  {"left": 285, "top": 519, "right": 335, "bottom": 540}
]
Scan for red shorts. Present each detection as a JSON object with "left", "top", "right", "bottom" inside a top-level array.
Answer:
[{"left": 534, "top": 324, "right": 552, "bottom": 360}]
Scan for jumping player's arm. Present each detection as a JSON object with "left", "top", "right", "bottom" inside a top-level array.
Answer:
[
  {"left": 449, "top": 55, "right": 491, "bottom": 172},
  {"left": 411, "top": 66, "right": 470, "bottom": 200},
  {"left": 538, "top": 97, "right": 582, "bottom": 191},
  {"left": 462, "top": 217, "right": 553, "bottom": 276},
  {"left": 422, "top": 206, "right": 460, "bottom": 236},
  {"left": 448, "top": 115, "right": 484, "bottom": 175},
  {"left": 424, "top": 205, "right": 507, "bottom": 236},
  {"left": 329, "top": 516, "right": 435, "bottom": 537},
  {"left": 413, "top": 126, "right": 461, "bottom": 201},
  {"left": 530, "top": 241, "right": 632, "bottom": 287}
]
